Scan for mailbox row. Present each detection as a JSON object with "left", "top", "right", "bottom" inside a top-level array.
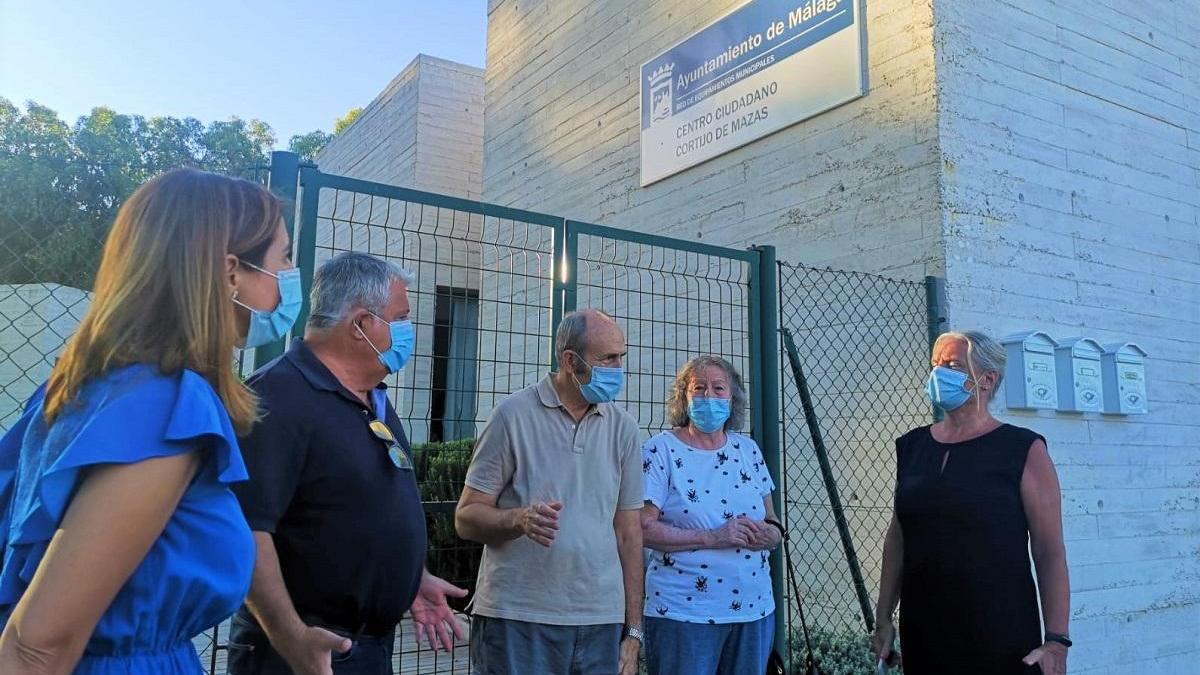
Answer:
[{"left": 1000, "top": 331, "right": 1147, "bottom": 415}]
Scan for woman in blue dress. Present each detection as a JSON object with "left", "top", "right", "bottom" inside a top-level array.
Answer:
[{"left": 0, "top": 168, "right": 302, "bottom": 674}]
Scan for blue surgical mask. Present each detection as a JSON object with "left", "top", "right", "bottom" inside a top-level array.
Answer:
[
  {"left": 925, "top": 366, "right": 973, "bottom": 412},
  {"left": 570, "top": 351, "right": 624, "bottom": 404},
  {"left": 233, "top": 263, "right": 302, "bottom": 349},
  {"left": 359, "top": 314, "right": 415, "bottom": 374},
  {"left": 688, "top": 396, "right": 731, "bottom": 433}
]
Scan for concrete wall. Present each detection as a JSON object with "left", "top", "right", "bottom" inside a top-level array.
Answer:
[
  {"left": 933, "top": 1, "right": 1200, "bottom": 671},
  {"left": 315, "top": 55, "right": 486, "bottom": 444},
  {"left": 483, "top": 0, "right": 944, "bottom": 279}
]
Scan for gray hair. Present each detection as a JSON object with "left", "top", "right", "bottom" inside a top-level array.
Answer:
[
  {"left": 666, "top": 355, "right": 748, "bottom": 431},
  {"left": 934, "top": 330, "right": 1007, "bottom": 393},
  {"left": 554, "top": 309, "right": 614, "bottom": 372},
  {"left": 307, "top": 252, "right": 415, "bottom": 330}
]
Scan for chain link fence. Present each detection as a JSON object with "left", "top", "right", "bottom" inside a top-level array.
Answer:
[
  {"left": 0, "top": 164, "right": 268, "bottom": 430},
  {"left": 777, "top": 261, "right": 934, "bottom": 662}
]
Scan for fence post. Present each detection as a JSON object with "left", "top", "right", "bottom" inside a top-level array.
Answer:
[
  {"left": 549, "top": 219, "right": 578, "bottom": 370},
  {"left": 291, "top": 166, "right": 322, "bottom": 335},
  {"left": 549, "top": 220, "right": 573, "bottom": 367},
  {"left": 924, "top": 275, "right": 948, "bottom": 421},
  {"left": 251, "top": 151, "right": 303, "bottom": 369},
  {"left": 749, "top": 245, "right": 787, "bottom": 666}
]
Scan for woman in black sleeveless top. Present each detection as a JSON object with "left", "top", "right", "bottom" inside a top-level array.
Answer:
[{"left": 872, "top": 331, "right": 1071, "bottom": 675}]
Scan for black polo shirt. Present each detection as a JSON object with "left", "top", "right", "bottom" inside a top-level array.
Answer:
[{"left": 233, "top": 339, "right": 426, "bottom": 632}]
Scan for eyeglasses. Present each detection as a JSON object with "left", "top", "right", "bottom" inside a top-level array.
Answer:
[{"left": 368, "top": 420, "right": 413, "bottom": 470}]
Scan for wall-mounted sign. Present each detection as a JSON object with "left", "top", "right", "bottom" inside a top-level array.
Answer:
[{"left": 640, "top": 0, "right": 867, "bottom": 186}]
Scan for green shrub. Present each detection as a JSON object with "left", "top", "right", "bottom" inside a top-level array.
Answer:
[
  {"left": 789, "top": 625, "right": 903, "bottom": 675},
  {"left": 412, "top": 439, "right": 481, "bottom": 608}
]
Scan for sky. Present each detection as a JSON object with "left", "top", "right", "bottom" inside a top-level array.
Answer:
[{"left": 0, "top": 0, "right": 488, "bottom": 142}]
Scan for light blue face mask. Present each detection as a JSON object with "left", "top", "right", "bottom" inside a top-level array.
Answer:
[
  {"left": 359, "top": 314, "right": 415, "bottom": 374},
  {"left": 570, "top": 351, "right": 624, "bottom": 404},
  {"left": 688, "top": 396, "right": 731, "bottom": 433},
  {"left": 925, "top": 366, "right": 974, "bottom": 412},
  {"left": 233, "top": 262, "right": 302, "bottom": 349}
]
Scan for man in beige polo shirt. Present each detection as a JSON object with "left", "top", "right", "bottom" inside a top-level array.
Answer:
[{"left": 455, "top": 308, "right": 644, "bottom": 675}]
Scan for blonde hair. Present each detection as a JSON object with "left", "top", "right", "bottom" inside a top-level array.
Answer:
[
  {"left": 933, "top": 330, "right": 1007, "bottom": 404},
  {"left": 666, "top": 355, "right": 747, "bottom": 431},
  {"left": 44, "top": 169, "right": 282, "bottom": 434}
]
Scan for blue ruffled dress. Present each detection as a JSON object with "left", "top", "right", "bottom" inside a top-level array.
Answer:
[{"left": 0, "top": 364, "right": 255, "bottom": 673}]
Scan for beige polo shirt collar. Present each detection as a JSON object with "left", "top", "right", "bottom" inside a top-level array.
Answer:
[{"left": 535, "top": 373, "right": 609, "bottom": 416}]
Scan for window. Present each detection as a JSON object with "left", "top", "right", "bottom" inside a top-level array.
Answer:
[{"left": 430, "top": 286, "right": 480, "bottom": 442}]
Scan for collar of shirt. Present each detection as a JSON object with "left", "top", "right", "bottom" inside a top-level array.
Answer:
[
  {"left": 286, "top": 339, "right": 390, "bottom": 416},
  {"left": 536, "top": 373, "right": 608, "bottom": 417}
]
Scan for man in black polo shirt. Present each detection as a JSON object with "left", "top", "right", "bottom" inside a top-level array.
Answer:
[{"left": 229, "top": 252, "right": 465, "bottom": 675}]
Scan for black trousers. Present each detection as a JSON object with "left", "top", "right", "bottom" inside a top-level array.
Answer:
[{"left": 226, "top": 609, "right": 396, "bottom": 675}]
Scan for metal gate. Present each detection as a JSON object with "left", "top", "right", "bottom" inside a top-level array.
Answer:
[
  {"left": 775, "top": 261, "right": 937, "bottom": 672},
  {"left": 194, "top": 154, "right": 784, "bottom": 674}
]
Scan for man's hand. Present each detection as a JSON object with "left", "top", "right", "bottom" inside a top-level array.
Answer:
[
  {"left": 618, "top": 636, "right": 640, "bottom": 675},
  {"left": 275, "top": 624, "right": 352, "bottom": 675},
  {"left": 518, "top": 501, "right": 563, "bottom": 547},
  {"left": 410, "top": 571, "right": 468, "bottom": 651}
]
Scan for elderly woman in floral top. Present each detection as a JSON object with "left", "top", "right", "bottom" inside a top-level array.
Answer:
[{"left": 640, "top": 355, "right": 782, "bottom": 675}]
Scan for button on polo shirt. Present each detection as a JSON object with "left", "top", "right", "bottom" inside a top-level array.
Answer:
[
  {"left": 233, "top": 340, "right": 426, "bottom": 632},
  {"left": 465, "top": 374, "right": 643, "bottom": 625}
]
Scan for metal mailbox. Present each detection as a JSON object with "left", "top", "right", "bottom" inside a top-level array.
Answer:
[
  {"left": 1001, "top": 331, "right": 1059, "bottom": 410},
  {"left": 1054, "top": 337, "right": 1104, "bottom": 412},
  {"left": 1102, "top": 343, "right": 1148, "bottom": 415}
]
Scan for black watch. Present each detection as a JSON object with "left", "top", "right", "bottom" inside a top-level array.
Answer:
[{"left": 1044, "top": 632, "right": 1072, "bottom": 648}]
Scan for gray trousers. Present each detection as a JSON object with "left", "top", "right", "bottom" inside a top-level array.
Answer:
[{"left": 470, "top": 614, "right": 622, "bottom": 675}]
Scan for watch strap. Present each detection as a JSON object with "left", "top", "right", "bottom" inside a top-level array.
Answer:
[
  {"left": 624, "top": 625, "right": 645, "bottom": 644},
  {"left": 1044, "top": 631, "right": 1072, "bottom": 648}
]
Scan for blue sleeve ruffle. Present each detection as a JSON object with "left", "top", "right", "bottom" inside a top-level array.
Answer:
[{"left": 0, "top": 366, "right": 248, "bottom": 611}]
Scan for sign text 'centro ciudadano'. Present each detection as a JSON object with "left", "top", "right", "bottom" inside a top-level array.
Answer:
[{"left": 640, "top": 0, "right": 867, "bottom": 185}]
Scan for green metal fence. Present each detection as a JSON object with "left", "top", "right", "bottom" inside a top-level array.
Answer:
[
  {"left": 0, "top": 150, "right": 940, "bottom": 675},
  {"left": 775, "top": 260, "right": 936, "bottom": 668},
  {"left": 278, "top": 162, "right": 782, "bottom": 673}
]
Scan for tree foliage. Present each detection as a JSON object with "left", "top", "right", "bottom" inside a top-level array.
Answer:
[
  {"left": 334, "top": 107, "right": 363, "bottom": 135},
  {"left": 0, "top": 99, "right": 276, "bottom": 289},
  {"left": 287, "top": 130, "right": 333, "bottom": 162},
  {"left": 287, "top": 107, "right": 363, "bottom": 161}
]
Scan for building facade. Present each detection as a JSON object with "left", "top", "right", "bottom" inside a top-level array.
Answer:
[
  {"left": 480, "top": 1, "right": 1198, "bottom": 672},
  {"left": 317, "top": 55, "right": 487, "bottom": 444}
]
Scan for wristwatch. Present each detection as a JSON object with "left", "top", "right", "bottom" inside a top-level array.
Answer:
[
  {"left": 624, "top": 625, "right": 645, "bottom": 644},
  {"left": 1044, "top": 631, "right": 1072, "bottom": 648}
]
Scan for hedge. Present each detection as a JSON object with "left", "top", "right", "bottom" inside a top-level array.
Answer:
[{"left": 411, "top": 439, "right": 480, "bottom": 609}]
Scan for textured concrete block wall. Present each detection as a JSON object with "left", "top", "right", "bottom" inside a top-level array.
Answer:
[
  {"left": 933, "top": 1, "right": 1200, "bottom": 671},
  {"left": 316, "top": 55, "right": 486, "bottom": 443},
  {"left": 483, "top": 0, "right": 944, "bottom": 279}
]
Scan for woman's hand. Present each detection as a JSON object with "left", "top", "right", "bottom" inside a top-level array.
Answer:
[
  {"left": 745, "top": 519, "right": 781, "bottom": 551},
  {"left": 707, "top": 517, "right": 755, "bottom": 548},
  {"left": 1023, "top": 641, "right": 1066, "bottom": 675},
  {"left": 871, "top": 618, "right": 899, "bottom": 665}
]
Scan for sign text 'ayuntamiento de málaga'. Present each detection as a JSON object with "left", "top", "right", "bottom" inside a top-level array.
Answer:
[{"left": 640, "top": 0, "right": 866, "bottom": 185}]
